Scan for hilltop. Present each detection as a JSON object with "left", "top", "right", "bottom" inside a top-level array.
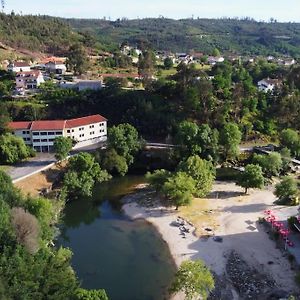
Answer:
[
  {"left": 66, "top": 17, "right": 300, "bottom": 56},
  {"left": 0, "top": 13, "right": 85, "bottom": 59}
]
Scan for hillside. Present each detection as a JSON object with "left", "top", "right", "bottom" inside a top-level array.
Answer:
[
  {"left": 66, "top": 17, "right": 300, "bottom": 57},
  {"left": 0, "top": 13, "right": 83, "bottom": 56}
]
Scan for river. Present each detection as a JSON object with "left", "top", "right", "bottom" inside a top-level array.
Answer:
[{"left": 56, "top": 175, "right": 176, "bottom": 300}]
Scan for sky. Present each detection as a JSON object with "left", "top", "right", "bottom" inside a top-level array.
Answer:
[{"left": 5, "top": 0, "right": 300, "bottom": 22}]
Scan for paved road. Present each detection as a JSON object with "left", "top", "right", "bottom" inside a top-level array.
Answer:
[
  {"left": 7, "top": 153, "right": 56, "bottom": 182},
  {"left": 8, "top": 142, "right": 106, "bottom": 183}
]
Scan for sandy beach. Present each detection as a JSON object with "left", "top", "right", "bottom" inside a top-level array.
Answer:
[{"left": 123, "top": 181, "right": 299, "bottom": 298}]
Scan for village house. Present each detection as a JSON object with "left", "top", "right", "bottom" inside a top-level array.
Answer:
[
  {"left": 45, "top": 61, "right": 67, "bottom": 74},
  {"left": 59, "top": 79, "right": 103, "bottom": 91},
  {"left": 257, "top": 78, "right": 281, "bottom": 93},
  {"left": 176, "top": 53, "right": 193, "bottom": 64},
  {"left": 9, "top": 114, "right": 107, "bottom": 152},
  {"left": 15, "top": 70, "right": 45, "bottom": 90},
  {"left": 7, "top": 61, "right": 31, "bottom": 73},
  {"left": 207, "top": 56, "right": 225, "bottom": 65},
  {"left": 278, "top": 58, "right": 296, "bottom": 66}
]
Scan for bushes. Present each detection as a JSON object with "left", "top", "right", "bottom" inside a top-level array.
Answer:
[{"left": 0, "top": 134, "right": 33, "bottom": 164}]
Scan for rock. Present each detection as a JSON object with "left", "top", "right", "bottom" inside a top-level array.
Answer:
[{"left": 213, "top": 236, "right": 223, "bottom": 242}]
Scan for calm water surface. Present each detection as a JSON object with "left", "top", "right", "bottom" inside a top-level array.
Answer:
[{"left": 56, "top": 176, "right": 176, "bottom": 300}]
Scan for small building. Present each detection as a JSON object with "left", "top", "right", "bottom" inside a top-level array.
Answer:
[
  {"left": 45, "top": 61, "right": 67, "bottom": 74},
  {"left": 16, "top": 71, "right": 45, "bottom": 90},
  {"left": 207, "top": 56, "right": 225, "bottom": 65},
  {"left": 77, "top": 80, "right": 103, "bottom": 91},
  {"left": 257, "top": 78, "right": 281, "bottom": 93},
  {"left": 9, "top": 114, "right": 107, "bottom": 152},
  {"left": 7, "top": 61, "right": 31, "bottom": 73}
]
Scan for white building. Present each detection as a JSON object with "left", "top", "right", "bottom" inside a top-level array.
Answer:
[
  {"left": 9, "top": 114, "right": 107, "bottom": 152},
  {"left": 59, "top": 80, "right": 103, "bottom": 91},
  {"left": 77, "top": 80, "right": 103, "bottom": 91},
  {"left": 8, "top": 61, "right": 31, "bottom": 73},
  {"left": 207, "top": 56, "right": 225, "bottom": 65},
  {"left": 45, "top": 61, "right": 67, "bottom": 74},
  {"left": 16, "top": 71, "right": 45, "bottom": 90},
  {"left": 257, "top": 78, "right": 281, "bottom": 93}
]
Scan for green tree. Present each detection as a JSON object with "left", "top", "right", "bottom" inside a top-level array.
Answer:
[
  {"left": 138, "top": 50, "right": 156, "bottom": 86},
  {"left": 0, "top": 134, "right": 31, "bottom": 164},
  {"left": 212, "top": 48, "right": 220, "bottom": 57},
  {"left": 237, "top": 164, "right": 264, "bottom": 194},
  {"left": 170, "top": 260, "right": 214, "bottom": 300},
  {"left": 75, "top": 288, "right": 108, "bottom": 300},
  {"left": 163, "top": 57, "right": 174, "bottom": 69},
  {"left": 178, "top": 155, "right": 215, "bottom": 197},
  {"left": 274, "top": 176, "right": 298, "bottom": 204},
  {"left": 163, "top": 172, "right": 195, "bottom": 210},
  {"left": 219, "top": 123, "right": 242, "bottom": 160},
  {"left": 67, "top": 43, "right": 89, "bottom": 75},
  {"left": 53, "top": 136, "right": 73, "bottom": 161},
  {"left": 253, "top": 153, "right": 282, "bottom": 178},
  {"left": 63, "top": 152, "right": 111, "bottom": 200},
  {"left": 102, "top": 148, "right": 128, "bottom": 176},
  {"left": 280, "top": 129, "right": 300, "bottom": 157},
  {"left": 146, "top": 169, "right": 171, "bottom": 192},
  {"left": 0, "top": 104, "right": 11, "bottom": 135},
  {"left": 108, "top": 124, "right": 142, "bottom": 165},
  {"left": 280, "top": 147, "right": 292, "bottom": 174},
  {"left": 175, "top": 121, "right": 201, "bottom": 158}
]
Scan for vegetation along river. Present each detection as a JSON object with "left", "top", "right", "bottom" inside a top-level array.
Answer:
[{"left": 56, "top": 175, "right": 176, "bottom": 300}]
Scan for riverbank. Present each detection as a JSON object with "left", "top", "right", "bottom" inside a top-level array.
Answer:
[{"left": 123, "top": 182, "right": 299, "bottom": 299}]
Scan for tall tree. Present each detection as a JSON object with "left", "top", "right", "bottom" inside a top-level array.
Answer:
[
  {"left": 170, "top": 260, "right": 214, "bottom": 300},
  {"left": 53, "top": 136, "right": 73, "bottom": 161},
  {"left": 107, "top": 124, "right": 142, "bottom": 165},
  {"left": 178, "top": 155, "right": 215, "bottom": 197},
  {"left": 162, "top": 172, "right": 195, "bottom": 210},
  {"left": 237, "top": 164, "right": 264, "bottom": 194},
  {"left": 219, "top": 122, "right": 242, "bottom": 160},
  {"left": 67, "top": 43, "right": 89, "bottom": 75}
]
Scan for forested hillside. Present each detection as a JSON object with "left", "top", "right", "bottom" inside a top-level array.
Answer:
[
  {"left": 0, "top": 13, "right": 83, "bottom": 55},
  {"left": 67, "top": 17, "right": 300, "bottom": 56}
]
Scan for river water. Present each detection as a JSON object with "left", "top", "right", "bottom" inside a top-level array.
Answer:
[{"left": 56, "top": 176, "right": 176, "bottom": 300}]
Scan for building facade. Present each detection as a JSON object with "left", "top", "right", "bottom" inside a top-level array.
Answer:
[
  {"left": 16, "top": 71, "right": 45, "bottom": 89},
  {"left": 9, "top": 115, "right": 107, "bottom": 152},
  {"left": 7, "top": 61, "right": 31, "bottom": 73},
  {"left": 45, "top": 61, "right": 67, "bottom": 74}
]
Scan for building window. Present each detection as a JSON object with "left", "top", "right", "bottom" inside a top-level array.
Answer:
[
  {"left": 55, "top": 131, "right": 62, "bottom": 135},
  {"left": 72, "top": 129, "right": 74, "bottom": 132},
  {"left": 33, "top": 132, "right": 39, "bottom": 136},
  {"left": 40, "top": 132, "right": 47, "bottom": 136},
  {"left": 89, "top": 125, "right": 94, "bottom": 128},
  {"left": 41, "top": 139, "right": 47, "bottom": 142},
  {"left": 48, "top": 132, "right": 55, "bottom": 135},
  {"left": 33, "top": 139, "right": 40, "bottom": 143},
  {"left": 67, "top": 130, "right": 70, "bottom": 133}
]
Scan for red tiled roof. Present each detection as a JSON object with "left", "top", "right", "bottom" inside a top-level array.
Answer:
[
  {"left": 16, "top": 70, "right": 42, "bottom": 77},
  {"left": 100, "top": 73, "right": 139, "bottom": 78},
  {"left": 12, "top": 62, "right": 31, "bottom": 67},
  {"left": 66, "top": 115, "right": 107, "bottom": 128},
  {"left": 8, "top": 121, "right": 32, "bottom": 130},
  {"left": 31, "top": 120, "right": 66, "bottom": 131},
  {"left": 9, "top": 115, "right": 107, "bottom": 131}
]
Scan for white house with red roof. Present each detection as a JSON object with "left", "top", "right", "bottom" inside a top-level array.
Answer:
[
  {"left": 9, "top": 114, "right": 107, "bottom": 152},
  {"left": 7, "top": 61, "right": 32, "bottom": 73},
  {"left": 16, "top": 70, "right": 45, "bottom": 90},
  {"left": 45, "top": 61, "right": 67, "bottom": 75}
]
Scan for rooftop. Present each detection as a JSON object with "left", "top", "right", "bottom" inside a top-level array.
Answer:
[{"left": 9, "top": 114, "right": 107, "bottom": 131}]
